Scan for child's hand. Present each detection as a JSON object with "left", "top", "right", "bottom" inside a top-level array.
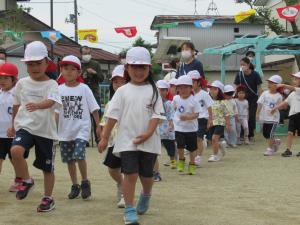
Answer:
[
  {"left": 26, "top": 103, "right": 39, "bottom": 112},
  {"left": 96, "top": 126, "right": 102, "bottom": 141},
  {"left": 180, "top": 114, "right": 189, "bottom": 121},
  {"left": 270, "top": 108, "right": 276, "bottom": 115},
  {"left": 226, "top": 124, "right": 231, "bottom": 132},
  {"left": 276, "top": 84, "right": 285, "bottom": 89},
  {"left": 7, "top": 127, "right": 15, "bottom": 138},
  {"left": 133, "top": 133, "right": 150, "bottom": 145},
  {"left": 207, "top": 118, "right": 213, "bottom": 129},
  {"left": 168, "top": 121, "right": 174, "bottom": 131},
  {"left": 98, "top": 138, "right": 108, "bottom": 153}
]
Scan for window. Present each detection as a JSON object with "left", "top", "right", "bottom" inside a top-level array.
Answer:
[{"left": 234, "top": 27, "right": 239, "bottom": 33}]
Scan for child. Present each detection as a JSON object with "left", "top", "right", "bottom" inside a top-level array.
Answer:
[
  {"left": 9, "top": 41, "right": 62, "bottom": 212},
  {"left": 98, "top": 47, "right": 165, "bottom": 225},
  {"left": 99, "top": 64, "right": 126, "bottom": 207},
  {"left": 157, "top": 80, "right": 176, "bottom": 170},
  {"left": 188, "top": 70, "right": 212, "bottom": 166},
  {"left": 172, "top": 75, "right": 200, "bottom": 175},
  {"left": 166, "top": 78, "right": 177, "bottom": 101},
  {"left": 235, "top": 86, "right": 250, "bottom": 145},
  {"left": 257, "top": 75, "right": 283, "bottom": 156},
  {"left": 0, "top": 62, "right": 28, "bottom": 192},
  {"left": 56, "top": 55, "right": 100, "bottom": 200},
  {"left": 224, "top": 85, "right": 239, "bottom": 148},
  {"left": 271, "top": 72, "right": 300, "bottom": 157},
  {"left": 207, "top": 81, "right": 230, "bottom": 162}
]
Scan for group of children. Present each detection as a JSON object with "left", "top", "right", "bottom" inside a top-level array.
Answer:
[{"left": 1, "top": 40, "right": 300, "bottom": 225}]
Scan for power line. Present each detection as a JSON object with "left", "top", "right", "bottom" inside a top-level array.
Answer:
[{"left": 20, "top": 1, "right": 73, "bottom": 3}]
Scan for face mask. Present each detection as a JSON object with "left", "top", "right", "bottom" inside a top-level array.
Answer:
[
  {"left": 181, "top": 51, "right": 192, "bottom": 61},
  {"left": 0, "top": 59, "right": 5, "bottom": 64},
  {"left": 120, "top": 59, "right": 126, "bottom": 65},
  {"left": 82, "top": 54, "right": 92, "bottom": 63},
  {"left": 248, "top": 57, "right": 254, "bottom": 61}
]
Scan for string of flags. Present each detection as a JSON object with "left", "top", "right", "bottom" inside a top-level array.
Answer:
[
  {"left": 277, "top": 5, "right": 300, "bottom": 22},
  {"left": 114, "top": 27, "right": 137, "bottom": 38},
  {"left": 234, "top": 9, "right": 256, "bottom": 23}
]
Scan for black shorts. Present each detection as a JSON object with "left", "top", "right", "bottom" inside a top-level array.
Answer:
[
  {"left": 262, "top": 123, "right": 277, "bottom": 139},
  {"left": 120, "top": 151, "right": 157, "bottom": 177},
  {"left": 103, "top": 146, "right": 121, "bottom": 169},
  {"left": 161, "top": 139, "right": 176, "bottom": 157},
  {"left": 207, "top": 125, "right": 224, "bottom": 140},
  {"left": 0, "top": 138, "right": 29, "bottom": 160},
  {"left": 288, "top": 113, "right": 300, "bottom": 136},
  {"left": 175, "top": 131, "right": 197, "bottom": 152},
  {"left": 11, "top": 129, "right": 55, "bottom": 172},
  {"left": 197, "top": 118, "right": 208, "bottom": 139}
]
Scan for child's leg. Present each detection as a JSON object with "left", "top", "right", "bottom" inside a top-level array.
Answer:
[
  {"left": 11, "top": 145, "right": 30, "bottom": 180},
  {"left": 123, "top": 173, "right": 138, "bottom": 206},
  {"left": 189, "top": 150, "right": 197, "bottom": 164},
  {"left": 68, "top": 161, "right": 78, "bottom": 184},
  {"left": 212, "top": 134, "right": 220, "bottom": 155},
  {"left": 162, "top": 140, "right": 176, "bottom": 161},
  {"left": 242, "top": 118, "right": 249, "bottom": 137},
  {"left": 287, "top": 132, "right": 294, "bottom": 150},
  {"left": 43, "top": 171, "right": 55, "bottom": 196},
  {"left": 177, "top": 148, "right": 184, "bottom": 160},
  {"left": 140, "top": 176, "right": 154, "bottom": 195},
  {"left": 230, "top": 117, "right": 237, "bottom": 145},
  {"left": 153, "top": 158, "right": 159, "bottom": 173},
  {"left": 108, "top": 168, "right": 123, "bottom": 186},
  {"left": 197, "top": 138, "right": 204, "bottom": 156},
  {"left": 0, "top": 159, "right": 3, "bottom": 174},
  {"left": 77, "top": 159, "right": 88, "bottom": 181}
]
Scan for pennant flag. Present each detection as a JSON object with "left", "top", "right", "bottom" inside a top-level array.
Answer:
[
  {"left": 78, "top": 29, "right": 98, "bottom": 43},
  {"left": 153, "top": 22, "right": 179, "bottom": 29},
  {"left": 114, "top": 27, "right": 137, "bottom": 38},
  {"left": 4, "top": 30, "right": 24, "bottom": 42},
  {"left": 41, "top": 31, "right": 62, "bottom": 44},
  {"left": 234, "top": 9, "right": 256, "bottom": 23},
  {"left": 193, "top": 19, "right": 215, "bottom": 29},
  {"left": 277, "top": 5, "right": 300, "bottom": 22}
]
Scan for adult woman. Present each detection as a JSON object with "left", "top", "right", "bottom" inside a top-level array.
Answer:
[{"left": 234, "top": 57, "right": 262, "bottom": 142}]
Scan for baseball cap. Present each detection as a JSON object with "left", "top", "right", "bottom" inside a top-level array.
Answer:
[
  {"left": 126, "top": 47, "right": 151, "bottom": 65},
  {"left": 110, "top": 65, "right": 125, "bottom": 80},
  {"left": 224, "top": 85, "right": 235, "bottom": 93},
  {"left": 267, "top": 75, "right": 282, "bottom": 84},
  {"left": 59, "top": 55, "right": 81, "bottom": 70},
  {"left": 21, "top": 41, "right": 48, "bottom": 62},
  {"left": 291, "top": 72, "right": 300, "bottom": 79},
  {"left": 169, "top": 78, "right": 177, "bottom": 86},
  {"left": 0, "top": 62, "right": 18, "bottom": 78},
  {"left": 156, "top": 80, "right": 170, "bottom": 89},
  {"left": 176, "top": 75, "right": 193, "bottom": 86},
  {"left": 187, "top": 70, "right": 201, "bottom": 80},
  {"left": 208, "top": 80, "right": 224, "bottom": 92}
]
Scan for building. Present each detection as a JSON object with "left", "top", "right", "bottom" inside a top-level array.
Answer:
[{"left": 150, "top": 15, "right": 266, "bottom": 82}]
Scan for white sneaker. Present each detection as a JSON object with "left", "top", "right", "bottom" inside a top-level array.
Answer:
[
  {"left": 117, "top": 195, "right": 125, "bottom": 208},
  {"left": 264, "top": 148, "right": 275, "bottom": 156},
  {"left": 244, "top": 137, "right": 250, "bottom": 145},
  {"left": 184, "top": 149, "right": 189, "bottom": 155},
  {"left": 273, "top": 139, "right": 281, "bottom": 152},
  {"left": 203, "top": 135, "right": 208, "bottom": 149},
  {"left": 219, "top": 140, "right": 227, "bottom": 156},
  {"left": 208, "top": 154, "right": 220, "bottom": 162},
  {"left": 194, "top": 155, "right": 202, "bottom": 167}
]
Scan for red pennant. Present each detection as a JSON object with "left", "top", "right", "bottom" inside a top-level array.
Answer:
[
  {"left": 277, "top": 5, "right": 300, "bottom": 22},
  {"left": 114, "top": 26, "right": 137, "bottom": 38}
]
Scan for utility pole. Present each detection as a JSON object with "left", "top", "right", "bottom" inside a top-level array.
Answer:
[
  {"left": 50, "top": 0, "right": 54, "bottom": 57},
  {"left": 74, "top": 0, "right": 78, "bottom": 42}
]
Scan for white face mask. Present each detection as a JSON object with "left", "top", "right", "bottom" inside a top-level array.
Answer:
[
  {"left": 82, "top": 54, "right": 92, "bottom": 63},
  {"left": 120, "top": 59, "right": 126, "bottom": 65},
  {"left": 181, "top": 50, "right": 192, "bottom": 61}
]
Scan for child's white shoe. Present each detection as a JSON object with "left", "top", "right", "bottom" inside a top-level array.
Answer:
[
  {"left": 208, "top": 154, "right": 221, "bottom": 162},
  {"left": 264, "top": 148, "right": 275, "bottom": 156}
]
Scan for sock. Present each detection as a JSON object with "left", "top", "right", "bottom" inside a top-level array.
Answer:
[
  {"left": 44, "top": 196, "right": 53, "bottom": 200},
  {"left": 24, "top": 178, "right": 33, "bottom": 183}
]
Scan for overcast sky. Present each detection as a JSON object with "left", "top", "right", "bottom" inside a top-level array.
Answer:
[{"left": 19, "top": 0, "right": 250, "bottom": 54}]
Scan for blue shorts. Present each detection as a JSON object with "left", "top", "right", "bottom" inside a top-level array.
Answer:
[{"left": 60, "top": 139, "right": 87, "bottom": 163}]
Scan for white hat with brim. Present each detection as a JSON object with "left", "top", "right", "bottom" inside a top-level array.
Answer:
[
  {"left": 110, "top": 65, "right": 125, "bottom": 80},
  {"left": 156, "top": 80, "right": 170, "bottom": 89},
  {"left": 291, "top": 72, "right": 300, "bottom": 79},
  {"left": 224, "top": 84, "right": 235, "bottom": 93},
  {"left": 187, "top": 70, "right": 201, "bottom": 80},
  {"left": 59, "top": 55, "right": 81, "bottom": 70},
  {"left": 267, "top": 75, "right": 282, "bottom": 84},
  {"left": 21, "top": 41, "right": 49, "bottom": 62},
  {"left": 208, "top": 80, "right": 224, "bottom": 92},
  {"left": 176, "top": 75, "right": 193, "bottom": 86},
  {"left": 126, "top": 47, "right": 151, "bottom": 65},
  {"left": 169, "top": 78, "right": 177, "bottom": 86}
]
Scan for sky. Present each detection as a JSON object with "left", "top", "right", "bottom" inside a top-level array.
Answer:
[{"left": 18, "top": 0, "right": 251, "bottom": 54}]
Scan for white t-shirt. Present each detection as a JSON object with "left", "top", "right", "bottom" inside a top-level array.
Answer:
[
  {"left": 106, "top": 83, "right": 165, "bottom": 154},
  {"left": 13, "top": 77, "right": 61, "bottom": 139},
  {"left": 172, "top": 95, "right": 201, "bottom": 132},
  {"left": 0, "top": 87, "right": 14, "bottom": 138},
  {"left": 57, "top": 83, "right": 100, "bottom": 142},
  {"left": 235, "top": 99, "right": 249, "bottom": 118},
  {"left": 193, "top": 90, "right": 213, "bottom": 119},
  {"left": 257, "top": 90, "right": 282, "bottom": 123},
  {"left": 285, "top": 91, "right": 300, "bottom": 117}
]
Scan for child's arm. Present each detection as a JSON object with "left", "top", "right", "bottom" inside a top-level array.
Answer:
[
  {"left": 277, "top": 83, "right": 296, "bottom": 92},
  {"left": 180, "top": 112, "right": 199, "bottom": 121},
  {"left": 92, "top": 109, "right": 101, "bottom": 141},
  {"left": 225, "top": 115, "right": 231, "bottom": 131},
  {"left": 7, "top": 104, "right": 20, "bottom": 138},
  {"left": 98, "top": 118, "right": 117, "bottom": 153},
  {"left": 256, "top": 104, "right": 262, "bottom": 120},
  {"left": 26, "top": 99, "right": 56, "bottom": 112},
  {"left": 133, "top": 118, "right": 160, "bottom": 145},
  {"left": 207, "top": 106, "right": 213, "bottom": 128},
  {"left": 271, "top": 101, "right": 288, "bottom": 114}
]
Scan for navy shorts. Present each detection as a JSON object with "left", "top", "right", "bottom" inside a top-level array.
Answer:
[
  {"left": 263, "top": 123, "right": 277, "bottom": 139},
  {"left": 60, "top": 139, "right": 88, "bottom": 163},
  {"left": 161, "top": 139, "right": 176, "bottom": 157},
  {"left": 207, "top": 125, "right": 225, "bottom": 140},
  {"left": 12, "top": 129, "right": 55, "bottom": 172},
  {"left": 103, "top": 146, "right": 121, "bottom": 169},
  {"left": 288, "top": 113, "right": 300, "bottom": 136},
  {"left": 0, "top": 138, "right": 29, "bottom": 160},
  {"left": 197, "top": 118, "right": 208, "bottom": 138},
  {"left": 175, "top": 131, "right": 197, "bottom": 152}
]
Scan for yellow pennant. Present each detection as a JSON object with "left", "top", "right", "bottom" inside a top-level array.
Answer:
[
  {"left": 77, "top": 29, "right": 98, "bottom": 43},
  {"left": 234, "top": 9, "right": 256, "bottom": 23}
]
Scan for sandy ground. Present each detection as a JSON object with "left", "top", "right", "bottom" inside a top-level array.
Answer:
[{"left": 1, "top": 135, "right": 300, "bottom": 225}]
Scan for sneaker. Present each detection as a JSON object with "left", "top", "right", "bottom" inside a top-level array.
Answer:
[
  {"left": 219, "top": 140, "right": 226, "bottom": 156},
  {"left": 184, "top": 149, "right": 189, "bottom": 155},
  {"left": 231, "top": 144, "right": 238, "bottom": 148},
  {"left": 163, "top": 161, "right": 170, "bottom": 167},
  {"left": 37, "top": 197, "right": 55, "bottom": 212},
  {"left": 249, "top": 137, "right": 255, "bottom": 143},
  {"left": 117, "top": 184, "right": 123, "bottom": 202},
  {"left": 244, "top": 137, "right": 250, "bottom": 145},
  {"left": 177, "top": 159, "right": 185, "bottom": 172},
  {"left": 281, "top": 149, "right": 293, "bottom": 157},
  {"left": 153, "top": 172, "right": 162, "bottom": 182},
  {"left": 237, "top": 138, "right": 242, "bottom": 145},
  {"left": 188, "top": 164, "right": 196, "bottom": 175},
  {"left": 81, "top": 180, "right": 91, "bottom": 200},
  {"left": 272, "top": 139, "right": 281, "bottom": 152},
  {"left": 117, "top": 195, "right": 125, "bottom": 208},
  {"left": 68, "top": 184, "right": 81, "bottom": 199},
  {"left": 124, "top": 207, "right": 139, "bottom": 225},
  {"left": 136, "top": 193, "right": 151, "bottom": 215},
  {"left": 170, "top": 160, "right": 177, "bottom": 169},
  {"left": 194, "top": 155, "right": 202, "bottom": 167},
  {"left": 264, "top": 148, "right": 274, "bottom": 156},
  {"left": 9, "top": 177, "right": 23, "bottom": 192},
  {"left": 208, "top": 154, "right": 220, "bottom": 162},
  {"left": 296, "top": 152, "right": 300, "bottom": 157},
  {"left": 16, "top": 178, "right": 34, "bottom": 200}
]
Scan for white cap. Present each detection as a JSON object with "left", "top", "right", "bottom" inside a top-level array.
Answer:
[
  {"left": 209, "top": 80, "right": 224, "bottom": 92},
  {"left": 224, "top": 85, "right": 235, "bottom": 93},
  {"left": 59, "top": 55, "right": 81, "bottom": 70},
  {"left": 21, "top": 41, "right": 48, "bottom": 62},
  {"left": 176, "top": 75, "right": 193, "bottom": 86},
  {"left": 291, "top": 72, "right": 300, "bottom": 79},
  {"left": 267, "top": 75, "right": 282, "bottom": 84},
  {"left": 126, "top": 47, "right": 151, "bottom": 65},
  {"left": 156, "top": 80, "right": 170, "bottom": 89},
  {"left": 169, "top": 78, "right": 177, "bottom": 86},
  {"left": 110, "top": 65, "right": 125, "bottom": 80},
  {"left": 187, "top": 70, "right": 201, "bottom": 80}
]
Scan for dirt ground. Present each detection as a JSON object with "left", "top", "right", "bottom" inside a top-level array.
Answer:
[{"left": 1, "top": 135, "right": 300, "bottom": 225}]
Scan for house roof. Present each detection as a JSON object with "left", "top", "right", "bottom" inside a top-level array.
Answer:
[
  {"left": 253, "top": 0, "right": 269, "bottom": 6},
  {"left": 150, "top": 15, "right": 264, "bottom": 30}
]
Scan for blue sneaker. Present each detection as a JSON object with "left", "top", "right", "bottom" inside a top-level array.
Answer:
[
  {"left": 136, "top": 193, "right": 151, "bottom": 215},
  {"left": 124, "top": 207, "right": 139, "bottom": 225}
]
